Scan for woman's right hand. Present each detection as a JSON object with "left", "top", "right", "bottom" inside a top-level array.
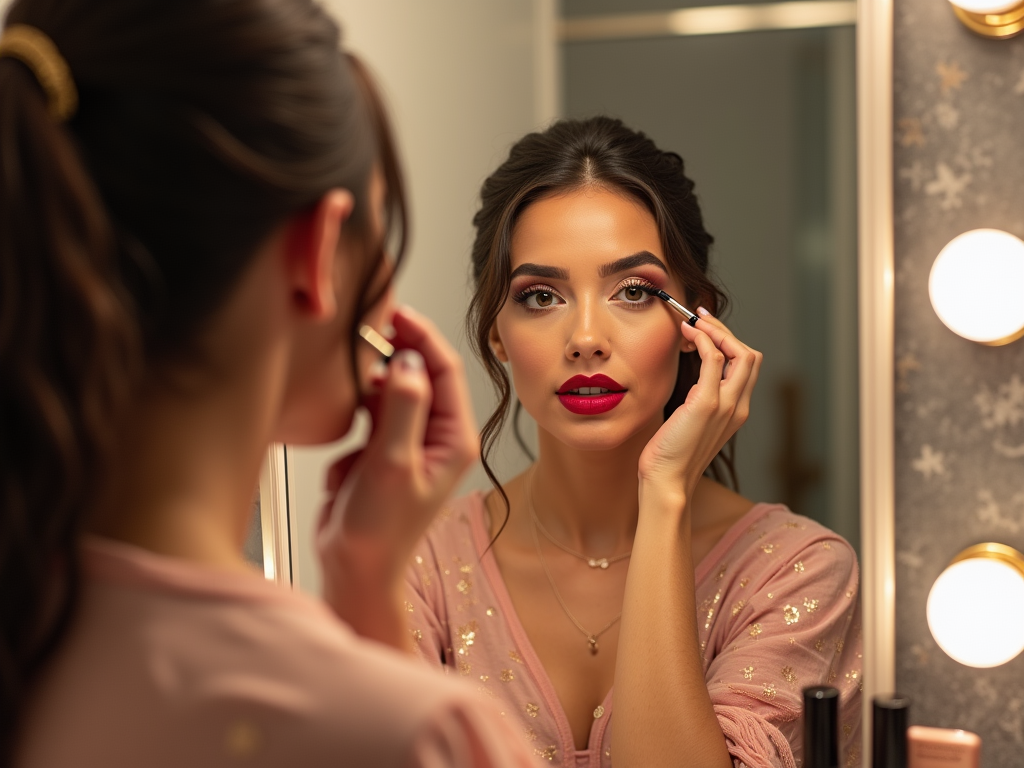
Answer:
[
  {"left": 637, "top": 311, "right": 762, "bottom": 507},
  {"left": 316, "top": 306, "right": 479, "bottom": 647}
]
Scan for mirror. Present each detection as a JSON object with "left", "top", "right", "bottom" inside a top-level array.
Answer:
[
  {"left": 260, "top": 0, "right": 872, "bottom": 614},
  {"left": 257, "top": 2, "right": 895, "bottom": 759},
  {"left": 559, "top": 0, "right": 859, "bottom": 552}
]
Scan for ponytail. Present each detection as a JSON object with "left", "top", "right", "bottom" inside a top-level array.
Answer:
[{"left": 0, "top": 46, "right": 138, "bottom": 757}]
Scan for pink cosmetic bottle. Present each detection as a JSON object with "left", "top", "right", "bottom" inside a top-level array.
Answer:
[{"left": 907, "top": 726, "right": 981, "bottom": 768}]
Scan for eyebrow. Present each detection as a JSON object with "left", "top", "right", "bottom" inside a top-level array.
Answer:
[
  {"left": 598, "top": 251, "right": 668, "bottom": 277},
  {"left": 508, "top": 263, "right": 569, "bottom": 281},
  {"left": 509, "top": 251, "right": 668, "bottom": 282}
]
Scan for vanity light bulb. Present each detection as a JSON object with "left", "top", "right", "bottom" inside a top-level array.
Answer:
[
  {"left": 947, "top": 0, "right": 1024, "bottom": 38},
  {"left": 949, "top": 0, "right": 1020, "bottom": 15},
  {"left": 928, "top": 229, "right": 1024, "bottom": 345},
  {"left": 927, "top": 551, "right": 1024, "bottom": 667}
]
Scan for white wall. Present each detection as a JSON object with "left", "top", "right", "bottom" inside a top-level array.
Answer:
[{"left": 285, "top": 0, "right": 557, "bottom": 594}]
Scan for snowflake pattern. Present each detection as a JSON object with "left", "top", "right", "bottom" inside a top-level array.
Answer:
[
  {"left": 936, "top": 60, "right": 968, "bottom": 93},
  {"left": 976, "top": 489, "right": 1024, "bottom": 534},
  {"left": 896, "top": 30, "right": 1024, "bottom": 768},
  {"left": 911, "top": 445, "right": 945, "bottom": 478},
  {"left": 898, "top": 162, "right": 928, "bottom": 192},
  {"left": 897, "top": 117, "right": 926, "bottom": 147},
  {"left": 975, "top": 375, "right": 1024, "bottom": 430},
  {"left": 924, "top": 162, "right": 972, "bottom": 209}
]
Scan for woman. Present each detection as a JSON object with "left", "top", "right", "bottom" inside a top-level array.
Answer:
[
  {"left": 405, "top": 117, "right": 862, "bottom": 768},
  {"left": 0, "top": 1, "right": 537, "bottom": 766}
]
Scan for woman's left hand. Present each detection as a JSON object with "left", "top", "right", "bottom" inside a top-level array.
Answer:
[{"left": 637, "top": 311, "right": 762, "bottom": 499}]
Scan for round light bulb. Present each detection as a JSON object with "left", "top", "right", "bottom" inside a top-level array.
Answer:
[
  {"left": 927, "top": 545, "right": 1024, "bottom": 668},
  {"left": 929, "top": 229, "right": 1024, "bottom": 345},
  {"left": 949, "top": 0, "right": 1021, "bottom": 15}
]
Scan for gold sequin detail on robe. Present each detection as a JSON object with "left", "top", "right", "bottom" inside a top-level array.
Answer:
[{"left": 535, "top": 746, "right": 557, "bottom": 761}]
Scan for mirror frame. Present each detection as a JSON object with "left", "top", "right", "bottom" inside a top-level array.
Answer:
[
  {"left": 259, "top": 444, "right": 291, "bottom": 585},
  {"left": 857, "top": 0, "right": 896, "bottom": 757}
]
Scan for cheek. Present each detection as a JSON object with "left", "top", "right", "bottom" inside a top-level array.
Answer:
[
  {"left": 495, "top": 312, "right": 560, "bottom": 397},
  {"left": 619, "top": 314, "right": 683, "bottom": 398}
]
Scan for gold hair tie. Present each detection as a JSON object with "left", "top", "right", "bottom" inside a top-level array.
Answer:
[{"left": 0, "top": 24, "right": 78, "bottom": 121}]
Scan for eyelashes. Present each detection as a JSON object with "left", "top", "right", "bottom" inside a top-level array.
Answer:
[
  {"left": 511, "top": 276, "right": 660, "bottom": 311},
  {"left": 615, "top": 277, "right": 658, "bottom": 308},
  {"left": 512, "top": 284, "right": 563, "bottom": 310}
]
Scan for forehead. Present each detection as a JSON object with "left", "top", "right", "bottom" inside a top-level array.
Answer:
[{"left": 510, "top": 186, "right": 662, "bottom": 269}]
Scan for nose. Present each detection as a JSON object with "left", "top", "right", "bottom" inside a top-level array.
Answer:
[{"left": 565, "top": 301, "right": 610, "bottom": 361}]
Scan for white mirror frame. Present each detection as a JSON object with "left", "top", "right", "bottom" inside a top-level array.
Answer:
[
  {"left": 857, "top": 0, "right": 896, "bottom": 758},
  {"left": 259, "top": 444, "right": 292, "bottom": 585}
]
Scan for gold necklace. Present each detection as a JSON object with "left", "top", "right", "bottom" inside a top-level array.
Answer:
[
  {"left": 527, "top": 469, "right": 623, "bottom": 655},
  {"left": 527, "top": 470, "right": 632, "bottom": 569},
  {"left": 531, "top": 513, "right": 632, "bottom": 569}
]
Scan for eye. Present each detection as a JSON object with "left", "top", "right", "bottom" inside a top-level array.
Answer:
[
  {"left": 513, "top": 285, "right": 565, "bottom": 310},
  {"left": 613, "top": 278, "right": 657, "bottom": 306},
  {"left": 618, "top": 285, "right": 649, "bottom": 303},
  {"left": 529, "top": 291, "right": 558, "bottom": 308}
]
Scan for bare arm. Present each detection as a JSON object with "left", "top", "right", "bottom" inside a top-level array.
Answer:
[
  {"left": 613, "top": 312, "right": 762, "bottom": 768},
  {"left": 614, "top": 486, "right": 732, "bottom": 768}
]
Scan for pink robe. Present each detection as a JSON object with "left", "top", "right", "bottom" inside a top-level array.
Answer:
[
  {"left": 405, "top": 494, "right": 862, "bottom": 768},
  {"left": 17, "top": 536, "right": 537, "bottom": 768}
]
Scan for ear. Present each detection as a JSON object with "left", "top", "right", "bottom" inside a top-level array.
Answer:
[
  {"left": 284, "top": 189, "right": 354, "bottom": 321},
  {"left": 488, "top": 322, "right": 509, "bottom": 362}
]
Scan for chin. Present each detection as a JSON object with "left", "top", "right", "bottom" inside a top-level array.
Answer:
[{"left": 539, "top": 406, "right": 665, "bottom": 454}]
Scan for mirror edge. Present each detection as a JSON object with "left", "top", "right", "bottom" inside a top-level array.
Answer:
[
  {"left": 260, "top": 444, "right": 292, "bottom": 585},
  {"left": 857, "top": 0, "right": 897, "bottom": 759}
]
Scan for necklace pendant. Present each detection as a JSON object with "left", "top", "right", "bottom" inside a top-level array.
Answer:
[
  {"left": 588, "top": 557, "right": 610, "bottom": 569},
  {"left": 588, "top": 636, "right": 599, "bottom": 655}
]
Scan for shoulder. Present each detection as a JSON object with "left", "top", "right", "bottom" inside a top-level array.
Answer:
[
  {"left": 411, "top": 492, "right": 487, "bottom": 571},
  {"left": 24, "top": 571, "right": 507, "bottom": 768},
  {"left": 405, "top": 493, "right": 490, "bottom": 619},
  {"left": 703, "top": 503, "right": 858, "bottom": 593}
]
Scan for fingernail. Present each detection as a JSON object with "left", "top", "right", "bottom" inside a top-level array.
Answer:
[
  {"left": 369, "top": 360, "right": 387, "bottom": 380},
  {"left": 394, "top": 349, "right": 424, "bottom": 371},
  {"left": 697, "top": 306, "right": 712, "bottom": 317}
]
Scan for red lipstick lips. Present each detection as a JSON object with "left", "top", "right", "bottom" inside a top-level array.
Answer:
[{"left": 556, "top": 374, "right": 626, "bottom": 415}]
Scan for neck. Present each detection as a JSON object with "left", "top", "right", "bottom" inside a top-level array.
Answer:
[
  {"left": 526, "top": 417, "right": 661, "bottom": 555},
  {"left": 88, "top": 356, "right": 282, "bottom": 573}
]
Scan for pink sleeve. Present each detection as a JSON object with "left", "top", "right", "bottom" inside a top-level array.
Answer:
[
  {"left": 404, "top": 540, "right": 450, "bottom": 669},
  {"left": 705, "top": 534, "right": 862, "bottom": 768},
  {"left": 408, "top": 698, "right": 540, "bottom": 768}
]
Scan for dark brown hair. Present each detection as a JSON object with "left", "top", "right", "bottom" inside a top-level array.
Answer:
[
  {"left": 467, "top": 116, "right": 736, "bottom": 521},
  {"left": 0, "top": 0, "right": 404, "bottom": 760}
]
